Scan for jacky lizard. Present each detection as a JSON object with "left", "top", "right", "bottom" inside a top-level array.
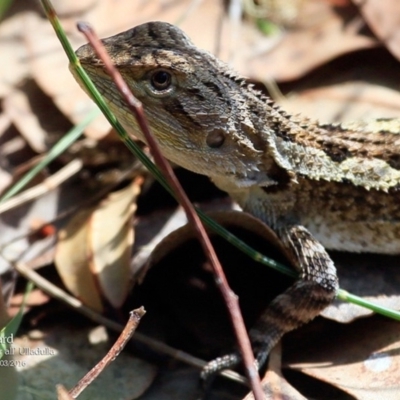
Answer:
[{"left": 73, "top": 21, "right": 400, "bottom": 376}]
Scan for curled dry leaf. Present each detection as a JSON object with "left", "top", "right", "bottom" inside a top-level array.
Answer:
[
  {"left": 244, "top": 2, "right": 377, "bottom": 81},
  {"left": 55, "top": 179, "right": 142, "bottom": 311},
  {"left": 22, "top": 12, "right": 110, "bottom": 139},
  {"left": 89, "top": 178, "right": 141, "bottom": 308},
  {"left": 144, "top": 210, "right": 288, "bottom": 278},
  {"left": 286, "top": 318, "right": 400, "bottom": 400},
  {"left": 352, "top": 0, "right": 400, "bottom": 61},
  {"left": 280, "top": 81, "right": 400, "bottom": 123},
  {"left": 55, "top": 206, "right": 102, "bottom": 311}
]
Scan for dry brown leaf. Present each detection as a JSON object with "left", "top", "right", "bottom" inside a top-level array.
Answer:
[
  {"left": 353, "top": 0, "right": 400, "bottom": 61},
  {"left": 280, "top": 82, "right": 400, "bottom": 123},
  {"left": 244, "top": 3, "right": 377, "bottom": 81},
  {"left": 0, "top": 12, "right": 31, "bottom": 97},
  {"left": 55, "top": 207, "right": 103, "bottom": 312},
  {"left": 55, "top": 180, "right": 141, "bottom": 311},
  {"left": 286, "top": 318, "right": 400, "bottom": 400},
  {"left": 146, "top": 210, "right": 286, "bottom": 275},
  {"left": 51, "top": 0, "right": 98, "bottom": 16},
  {"left": 89, "top": 179, "right": 141, "bottom": 308},
  {"left": 23, "top": 12, "right": 109, "bottom": 140},
  {"left": 0, "top": 112, "right": 12, "bottom": 138},
  {"left": 3, "top": 88, "right": 48, "bottom": 153}
]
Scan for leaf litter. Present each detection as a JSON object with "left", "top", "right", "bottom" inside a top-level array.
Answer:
[{"left": 0, "top": 0, "right": 400, "bottom": 399}]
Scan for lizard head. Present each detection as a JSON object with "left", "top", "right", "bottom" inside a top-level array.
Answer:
[{"left": 74, "top": 21, "right": 293, "bottom": 189}]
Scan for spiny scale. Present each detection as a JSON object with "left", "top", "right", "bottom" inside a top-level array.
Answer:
[{"left": 74, "top": 21, "right": 400, "bottom": 380}]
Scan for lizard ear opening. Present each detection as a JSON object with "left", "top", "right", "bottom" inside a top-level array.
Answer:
[{"left": 206, "top": 130, "right": 225, "bottom": 148}]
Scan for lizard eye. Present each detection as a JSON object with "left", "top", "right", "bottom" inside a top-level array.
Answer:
[{"left": 150, "top": 70, "right": 172, "bottom": 90}]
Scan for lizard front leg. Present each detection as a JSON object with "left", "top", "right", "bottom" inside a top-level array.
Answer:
[{"left": 201, "top": 224, "right": 338, "bottom": 379}]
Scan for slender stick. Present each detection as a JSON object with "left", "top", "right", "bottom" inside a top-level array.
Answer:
[
  {"left": 0, "top": 159, "right": 82, "bottom": 214},
  {"left": 68, "top": 308, "right": 146, "bottom": 398}
]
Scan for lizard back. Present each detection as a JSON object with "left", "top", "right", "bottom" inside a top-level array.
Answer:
[{"left": 74, "top": 21, "right": 400, "bottom": 254}]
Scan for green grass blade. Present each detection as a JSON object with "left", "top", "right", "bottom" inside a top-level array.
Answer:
[
  {"left": 0, "top": 0, "right": 13, "bottom": 20},
  {"left": 197, "top": 210, "right": 297, "bottom": 278},
  {"left": 0, "top": 110, "right": 96, "bottom": 204},
  {"left": 337, "top": 290, "right": 400, "bottom": 321}
]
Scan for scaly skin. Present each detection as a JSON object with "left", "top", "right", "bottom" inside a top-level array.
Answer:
[{"left": 73, "top": 21, "right": 400, "bottom": 376}]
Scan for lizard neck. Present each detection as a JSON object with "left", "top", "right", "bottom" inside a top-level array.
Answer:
[{"left": 256, "top": 99, "right": 400, "bottom": 192}]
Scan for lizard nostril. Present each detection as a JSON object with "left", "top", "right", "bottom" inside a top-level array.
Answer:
[
  {"left": 151, "top": 70, "right": 172, "bottom": 90},
  {"left": 206, "top": 130, "right": 225, "bottom": 148}
]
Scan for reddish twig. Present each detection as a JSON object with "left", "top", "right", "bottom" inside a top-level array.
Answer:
[
  {"left": 77, "top": 22, "right": 264, "bottom": 400},
  {"left": 68, "top": 307, "right": 146, "bottom": 398}
]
